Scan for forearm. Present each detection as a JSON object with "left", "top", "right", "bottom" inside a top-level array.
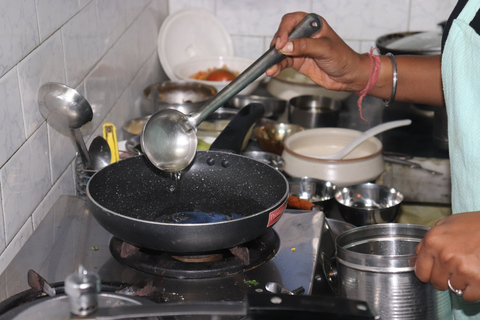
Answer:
[
  {"left": 369, "top": 55, "right": 444, "bottom": 107},
  {"left": 269, "top": 12, "right": 445, "bottom": 107}
]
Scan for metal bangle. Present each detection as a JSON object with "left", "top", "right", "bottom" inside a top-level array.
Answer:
[{"left": 383, "top": 52, "right": 397, "bottom": 107}]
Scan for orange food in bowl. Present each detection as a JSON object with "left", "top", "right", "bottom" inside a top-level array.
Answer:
[
  {"left": 190, "top": 65, "right": 238, "bottom": 82},
  {"left": 205, "top": 69, "right": 237, "bottom": 81}
]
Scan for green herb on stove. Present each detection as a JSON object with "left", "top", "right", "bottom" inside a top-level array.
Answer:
[
  {"left": 90, "top": 246, "right": 99, "bottom": 251},
  {"left": 244, "top": 279, "right": 259, "bottom": 286}
]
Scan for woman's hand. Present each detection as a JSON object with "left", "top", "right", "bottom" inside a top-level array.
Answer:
[
  {"left": 415, "top": 212, "right": 480, "bottom": 302},
  {"left": 267, "top": 12, "right": 445, "bottom": 107},
  {"left": 266, "top": 12, "right": 370, "bottom": 93}
]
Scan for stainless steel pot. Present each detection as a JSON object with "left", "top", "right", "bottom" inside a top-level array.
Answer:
[
  {"left": 335, "top": 224, "right": 451, "bottom": 319},
  {"left": 288, "top": 95, "right": 341, "bottom": 128},
  {"left": 140, "top": 81, "right": 217, "bottom": 116},
  {"left": 376, "top": 31, "right": 442, "bottom": 56}
]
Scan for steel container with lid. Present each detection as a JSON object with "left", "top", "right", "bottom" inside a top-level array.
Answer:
[{"left": 335, "top": 223, "right": 451, "bottom": 320}]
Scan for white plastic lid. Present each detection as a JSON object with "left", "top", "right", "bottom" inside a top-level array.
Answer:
[{"left": 157, "top": 8, "right": 234, "bottom": 81}]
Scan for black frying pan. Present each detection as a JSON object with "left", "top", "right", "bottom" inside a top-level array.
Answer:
[{"left": 86, "top": 104, "right": 289, "bottom": 253}]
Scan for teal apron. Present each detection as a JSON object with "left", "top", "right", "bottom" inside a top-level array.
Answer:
[{"left": 442, "top": 0, "right": 480, "bottom": 318}]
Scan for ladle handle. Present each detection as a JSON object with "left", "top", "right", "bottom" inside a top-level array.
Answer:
[
  {"left": 70, "top": 128, "right": 93, "bottom": 170},
  {"left": 189, "top": 13, "right": 323, "bottom": 126}
]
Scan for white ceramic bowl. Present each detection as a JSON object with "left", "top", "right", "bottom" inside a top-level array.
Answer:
[
  {"left": 282, "top": 128, "right": 384, "bottom": 187},
  {"left": 173, "top": 56, "right": 265, "bottom": 95}
]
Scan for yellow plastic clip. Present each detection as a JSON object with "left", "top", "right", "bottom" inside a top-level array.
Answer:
[{"left": 102, "top": 123, "right": 120, "bottom": 163}]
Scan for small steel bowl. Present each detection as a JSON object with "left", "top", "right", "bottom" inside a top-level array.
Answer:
[
  {"left": 288, "top": 177, "right": 337, "bottom": 214},
  {"left": 288, "top": 95, "right": 341, "bottom": 128},
  {"left": 122, "top": 116, "right": 150, "bottom": 140},
  {"left": 125, "top": 135, "right": 142, "bottom": 155},
  {"left": 242, "top": 151, "right": 285, "bottom": 171},
  {"left": 197, "top": 108, "right": 237, "bottom": 134},
  {"left": 335, "top": 183, "right": 404, "bottom": 226},
  {"left": 225, "top": 95, "right": 287, "bottom": 119},
  {"left": 141, "top": 81, "right": 217, "bottom": 116},
  {"left": 254, "top": 123, "right": 304, "bottom": 155}
]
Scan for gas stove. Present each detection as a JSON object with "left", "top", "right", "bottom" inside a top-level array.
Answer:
[{"left": 0, "top": 196, "right": 375, "bottom": 319}]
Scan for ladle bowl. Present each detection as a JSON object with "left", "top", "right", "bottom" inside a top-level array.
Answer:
[
  {"left": 141, "top": 109, "right": 197, "bottom": 172},
  {"left": 37, "top": 82, "right": 93, "bottom": 129},
  {"left": 89, "top": 136, "right": 112, "bottom": 171},
  {"left": 38, "top": 82, "right": 94, "bottom": 169}
]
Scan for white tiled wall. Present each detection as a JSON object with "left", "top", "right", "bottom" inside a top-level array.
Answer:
[
  {"left": 0, "top": 0, "right": 457, "bottom": 274},
  {"left": 0, "top": 0, "right": 169, "bottom": 273},
  {"left": 170, "top": 0, "right": 457, "bottom": 58}
]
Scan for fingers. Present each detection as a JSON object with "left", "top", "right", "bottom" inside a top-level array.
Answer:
[
  {"left": 448, "top": 276, "right": 469, "bottom": 297},
  {"left": 278, "top": 37, "right": 327, "bottom": 57},
  {"left": 461, "top": 282, "right": 480, "bottom": 302},
  {"left": 415, "top": 241, "right": 435, "bottom": 283},
  {"left": 265, "top": 58, "right": 293, "bottom": 77},
  {"left": 415, "top": 219, "right": 480, "bottom": 302},
  {"left": 429, "top": 261, "right": 449, "bottom": 291},
  {"left": 272, "top": 12, "right": 309, "bottom": 50}
]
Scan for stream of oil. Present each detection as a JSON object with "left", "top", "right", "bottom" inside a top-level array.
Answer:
[{"left": 168, "top": 171, "right": 182, "bottom": 215}]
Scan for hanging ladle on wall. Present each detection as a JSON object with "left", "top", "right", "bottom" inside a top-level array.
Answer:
[{"left": 37, "top": 82, "right": 94, "bottom": 169}]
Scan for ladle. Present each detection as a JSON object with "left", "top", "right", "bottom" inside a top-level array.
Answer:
[
  {"left": 37, "top": 82, "right": 94, "bottom": 169},
  {"left": 141, "top": 13, "right": 323, "bottom": 172},
  {"left": 88, "top": 136, "right": 111, "bottom": 170},
  {"left": 308, "top": 119, "right": 412, "bottom": 160},
  {"left": 265, "top": 282, "right": 305, "bottom": 295}
]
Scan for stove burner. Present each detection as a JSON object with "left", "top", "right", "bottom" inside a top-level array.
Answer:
[
  {"left": 171, "top": 253, "right": 224, "bottom": 263},
  {"left": 109, "top": 229, "right": 280, "bottom": 279}
]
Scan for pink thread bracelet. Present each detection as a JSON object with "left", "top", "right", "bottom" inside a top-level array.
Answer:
[{"left": 356, "top": 47, "right": 381, "bottom": 121}]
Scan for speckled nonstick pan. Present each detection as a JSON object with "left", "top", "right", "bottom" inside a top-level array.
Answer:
[{"left": 86, "top": 104, "right": 289, "bottom": 253}]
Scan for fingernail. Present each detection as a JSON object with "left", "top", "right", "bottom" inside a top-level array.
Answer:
[
  {"left": 275, "top": 37, "right": 280, "bottom": 49},
  {"left": 266, "top": 65, "right": 277, "bottom": 75},
  {"left": 281, "top": 41, "right": 293, "bottom": 54}
]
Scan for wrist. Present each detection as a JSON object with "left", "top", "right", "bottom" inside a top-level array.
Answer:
[
  {"left": 355, "top": 48, "right": 381, "bottom": 120},
  {"left": 369, "top": 55, "right": 396, "bottom": 99},
  {"left": 344, "top": 52, "right": 374, "bottom": 92}
]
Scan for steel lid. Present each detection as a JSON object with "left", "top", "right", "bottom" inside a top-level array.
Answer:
[
  {"left": 0, "top": 293, "right": 155, "bottom": 320},
  {"left": 157, "top": 8, "right": 234, "bottom": 81},
  {"left": 376, "top": 31, "right": 442, "bottom": 55},
  {"left": 335, "top": 223, "right": 430, "bottom": 273}
]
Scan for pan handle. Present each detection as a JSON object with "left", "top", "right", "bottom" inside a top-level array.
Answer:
[{"left": 210, "top": 103, "right": 265, "bottom": 154}]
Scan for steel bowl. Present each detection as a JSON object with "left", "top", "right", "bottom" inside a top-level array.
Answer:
[
  {"left": 288, "top": 95, "right": 341, "bottom": 128},
  {"left": 254, "top": 123, "right": 304, "bottom": 155},
  {"left": 140, "top": 81, "right": 217, "bottom": 116},
  {"left": 242, "top": 151, "right": 285, "bottom": 171},
  {"left": 225, "top": 95, "right": 287, "bottom": 119},
  {"left": 288, "top": 177, "right": 337, "bottom": 214},
  {"left": 197, "top": 108, "right": 237, "bottom": 134},
  {"left": 125, "top": 135, "right": 142, "bottom": 155},
  {"left": 122, "top": 116, "right": 150, "bottom": 140},
  {"left": 335, "top": 183, "right": 404, "bottom": 226},
  {"left": 267, "top": 68, "right": 352, "bottom": 101}
]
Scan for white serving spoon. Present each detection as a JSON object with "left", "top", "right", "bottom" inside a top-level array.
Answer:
[{"left": 308, "top": 119, "right": 412, "bottom": 160}]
